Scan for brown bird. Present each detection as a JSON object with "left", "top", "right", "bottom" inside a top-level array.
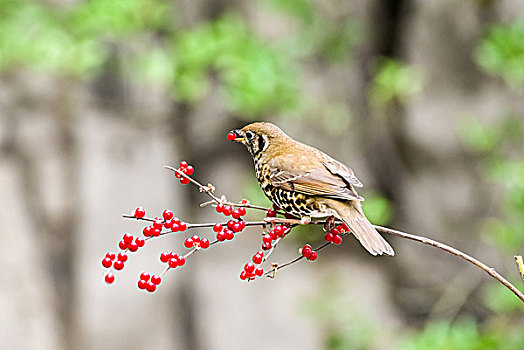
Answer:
[{"left": 229, "top": 122, "right": 394, "bottom": 256}]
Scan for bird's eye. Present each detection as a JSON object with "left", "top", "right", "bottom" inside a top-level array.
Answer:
[{"left": 245, "top": 131, "right": 254, "bottom": 140}]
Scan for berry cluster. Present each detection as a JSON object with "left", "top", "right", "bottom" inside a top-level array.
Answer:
[
  {"left": 142, "top": 210, "right": 188, "bottom": 237},
  {"left": 261, "top": 224, "right": 289, "bottom": 250},
  {"left": 103, "top": 158, "right": 338, "bottom": 293},
  {"left": 240, "top": 261, "right": 264, "bottom": 280},
  {"left": 173, "top": 161, "right": 194, "bottom": 185},
  {"left": 215, "top": 203, "right": 247, "bottom": 219},
  {"left": 159, "top": 251, "right": 186, "bottom": 268},
  {"left": 324, "top": 224, "right": 349, "bottom": 245},
  {"left": 138, "top": 272, "right": 162, "bottom": 293},
  {"left": 184, "top": 235, "right": 210, "bottom": 249},
  {"left": 301, "top": 244, "right": 318, "bottom": 261},
  {"left": 101, "top": 231, "right": 145, "bottom": 281}
]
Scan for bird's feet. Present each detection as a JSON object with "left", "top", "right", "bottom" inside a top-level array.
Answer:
[{"left": 323, "top": 216, "right": 336, "bottom": 232}]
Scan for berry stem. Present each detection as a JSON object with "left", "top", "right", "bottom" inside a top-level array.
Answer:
[{"left": 262, "top": 232, "right": 350, "bottom": 278}]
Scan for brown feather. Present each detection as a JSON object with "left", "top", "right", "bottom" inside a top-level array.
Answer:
[{"left": 324, "top": 199, "right": 394, "bottom": 256}]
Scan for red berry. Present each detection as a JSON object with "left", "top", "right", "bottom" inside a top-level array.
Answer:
[
  {"left": 227, "top": 220, "right": 235, "bottom": 229},
  {"left": 153, "top": 220, "right": 163, "bottom": 230},
  {"left": 162, "top": 210, "right": 174, "bottom": 220},
  {"left": 179, "top": 222, "right": 187, "bottom": 231},
  {"left": 117, "top": 252, "right": 128, "bottom": 262},
  {"left": 138, "top": 279, "right": 147, "bottom": 289},
  {"left": 151, "top": 275, "right": 162, "bottom": 285},
  {"left": 216, "top": 232, "right": 226, "bottom": 241},
  {"left": 184, "top": 238, "right": 194, "bottom": 248},
  {"left": 152, "top": 228, "right": 161, "bottom": 237},
  {"left": 274, "top": 225, "right": 284, "bottom": 237},
  {"left": 143, "top": 226, "right": 153, "bottom": 237},
  {"left": 168, "top": 258, "right": 179, "bottom": 268},
  {"left": 128, "top": 242, "right": 139, "bottom": 252},
  {"left": 262, "top": 242, "right": 272, "bottom": 250},
  {"left": 255, "top": 267, "right": 264, "bottom": 276},
  {"left": 232, "top": 209, "right": 241, "bottom": 219},
  {"left": 164, "top": 220, "right": 173, "bottom": 229},
  {"left": 238, "top": 207, "right": 246, "bottom": 216},
  {"left": 180, "top": 177, "right": 190, "bottom": 185},
  {"left": 200, "top": 238, "right": 210, "bottom": 249},
  {"left": 252, "top": 254, "right": 263, "bottom": 264},
  {"left": 134, "top": 207, "right": 146, "bottom": 218},
  {"left": 309, "top": 251, "right": 318, "bottom": 261},
  {"left": 232, "top": 223, "right": 242, "bottom": 232},
  {"left": 325, "top": 233, "right": 334, "bottom": 242},
  {"left": 341, "top": 223, "right": 350, "bottom": 232},
  {"left": 223, "top": 206, "right": 232, "bottom": 216},
  {"left": 118, "top": 240, "right": 127, "bottom": 250},
  {"left": 238, "top": 221, "right": 246, "bottom": 230},
  {"left": 244, "top": 262, "right": 255, "bottom": 273},
  {"left": 213, "top": 223, "right": 223, "bottom": 232},
  {"left": 146, "top": 281, "right": 156, "bottom": 292},
  {"left": 227, "top": 131, "right": 237, "bottom": 141},
  {"left": 160, "top": 252, "right": 170, "bottom": 263},
  {"left": 332, "top": 234, "right": 342, "bottom": 245},
  {"left": 225, "top": 229, "right": 235, "bottom": 240},
  {"left": 185, "top": 165, "right": 194, "bottom": 176},
  {"left": 262, "top": 234, "right": 273, "bottom": 244},
  {"left": 114, "top": 260, "right": 124, "bottom": 270},
  {"left": 301, "top": 245, "right": 313, "bottom": 258},
  {"left": 191, "top": 235, "right": 200, "bottom": 243},
  {"left": 240, "top": 271, "right": 248, "bottom": 280},
  {"left": 102, "top": 258, "right": 112, "bottom": 268},
  {"left": 336, "top": 225, "right": 344, "bottom": 233},
  {"left": 266, "top": 209, "right": 277, "bottom": 217},
  {"left": 135, "top": 237, "right": 145, "bottom": 247},
  {"left": 105, "top": 252, "right": 116, "bottom": 260},
  {"left": 179, "top": 160, "right": 188, "bottom": 169},
  {"left": 105, "top": 273, "right": 115, "bottom": 284},
  {"left": 140, "top": 272, "right": 150, "bottom": 281},
  {"left": 177, "top": 256, "right": 186, "bottom": 266},
  {"left": 216, "top": 204, "right": 225, "bottom": 213},
  {"left": 171, "top": 223, "right": 180, "bottom": 232},
  {"left": 120, "top": 233, "right": 131, "bottom": 245}
]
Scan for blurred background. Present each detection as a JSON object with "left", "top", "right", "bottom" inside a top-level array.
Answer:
[{"left": 1, "top": 0, "right": 523, "bottom": 349}]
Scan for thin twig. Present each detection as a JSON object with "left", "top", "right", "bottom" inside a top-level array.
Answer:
[{"left": 163, "top": 165, "right": 271, "bottom": 212}]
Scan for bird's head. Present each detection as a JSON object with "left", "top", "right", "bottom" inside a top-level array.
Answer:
[{"left": 228, "top": 122, "right": 288, "bottom": 158}]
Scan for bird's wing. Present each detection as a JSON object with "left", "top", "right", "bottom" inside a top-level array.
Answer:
[
  {"left": 322, "top": 159, "right": 363, "bottom": 187},
  {"left": 268, "top": 159, "right": 363, "bottom": 201}
]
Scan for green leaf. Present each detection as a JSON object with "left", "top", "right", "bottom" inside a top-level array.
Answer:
[{"left": 475, "top": 19, "right": 524, "bottom": 88}]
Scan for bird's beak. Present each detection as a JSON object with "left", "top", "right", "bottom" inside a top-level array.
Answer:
[{"left": 228, "top": 129, "right": 245, "bottom": 143}]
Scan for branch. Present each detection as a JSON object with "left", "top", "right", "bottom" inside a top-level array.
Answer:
[
  {"left": 375, "top": 225, "right": 524, "bottom": 303},
  {"left": 111, "top": 162, "right": 524, "bottom": 304},
  {"left": 267, "top": 223, "right": 524, "bottom": 303}
]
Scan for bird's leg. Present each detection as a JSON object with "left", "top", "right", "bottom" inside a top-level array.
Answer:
[{"left": 323, "top": 216, "right": 336, "bottom": 232}]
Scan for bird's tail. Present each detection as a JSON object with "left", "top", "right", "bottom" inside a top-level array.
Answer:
[{"left": 327, "top": 200, "right": 394, "bottom": 256}]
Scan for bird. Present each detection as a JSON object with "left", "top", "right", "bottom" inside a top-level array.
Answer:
[{"left": 228, "top": 122, "right": 394, "bottom": 256}]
